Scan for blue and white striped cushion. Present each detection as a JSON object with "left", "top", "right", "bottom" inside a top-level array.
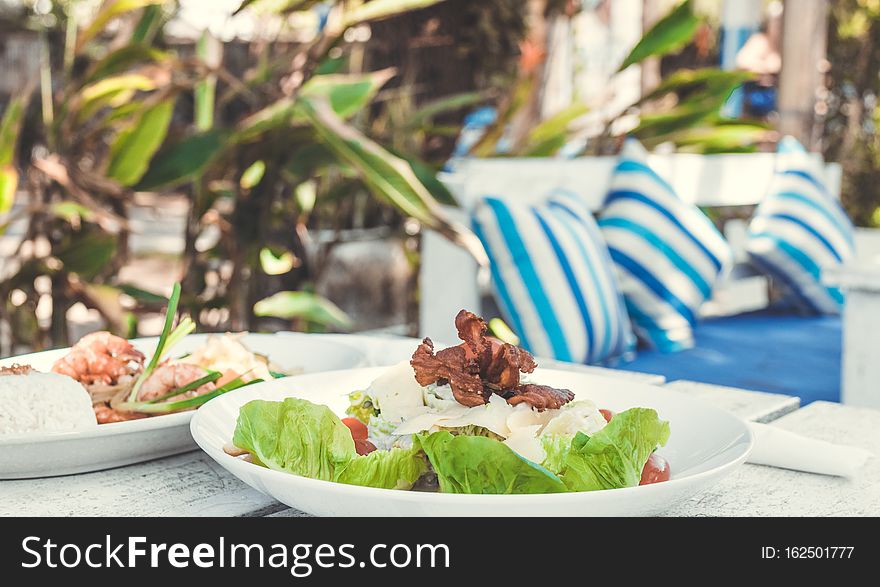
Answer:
[
  {"left": 746, "top": 138, "right": 854, "bottom": 314},
  {"left": 598, "top": 139, "right": 733, "bottom": 352},
  {"left": 472, "top": 191, "right": 635, "bottom": 365}
]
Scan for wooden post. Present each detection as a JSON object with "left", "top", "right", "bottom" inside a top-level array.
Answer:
[
  {"left": 777, "top": 0, "right": 828, "bottom": 147},
  {"left": 640, "top": 0, "right": 664, "bottom": 95}
]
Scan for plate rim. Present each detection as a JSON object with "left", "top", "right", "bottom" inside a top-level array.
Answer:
[
  {"left": 0, "top": 411, "right": 195, "bottom": 446},
  {"left": 190, "top": 365, "right": 756, "bottom": 501}
]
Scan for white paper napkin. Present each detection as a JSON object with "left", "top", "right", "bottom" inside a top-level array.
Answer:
[{"left": 747, "top": 422, "right": 874, "bottom": 478}]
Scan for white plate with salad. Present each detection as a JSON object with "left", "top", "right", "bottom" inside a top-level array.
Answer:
[
  {"left": 191, "top": 310, "right": 753, "bottom": 516},
  {"left": 0, "top": 285, "right": 368, "bottom": 479}
]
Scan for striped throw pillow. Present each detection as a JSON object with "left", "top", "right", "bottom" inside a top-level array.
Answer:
[
  {"left": 472, "top": 191, "right": 635, "bottom": 365},
  {"left": 598, "top": 139, "right": 733, "bottom": 352},
  {"left": 746, "top": 137, "right": 854, "bottom": 314}
]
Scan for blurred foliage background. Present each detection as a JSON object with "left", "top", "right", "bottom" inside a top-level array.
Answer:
[{"left": 824, "top": 0, "right": 880, "bottom": 227}]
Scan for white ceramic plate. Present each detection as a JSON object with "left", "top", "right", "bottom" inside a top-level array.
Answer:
[
  {"left": 191, "top": 366, "right": 754, "bottom": 516},
  {"left": 0, "top": 333, "right": 368, "bottom": 479}
]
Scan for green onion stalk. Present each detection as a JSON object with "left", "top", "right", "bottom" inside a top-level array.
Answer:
[{"left": 111, "top": 283, "right": 262, "bottom": 414}]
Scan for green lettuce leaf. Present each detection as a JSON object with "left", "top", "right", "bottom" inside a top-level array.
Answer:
[
  {"left": 543, "top": 408, "right": 670, "bottom": 492},
  {"left": 232, "top": 398, "right": 426, "bottom": 490},
  {"left": 416, "top": 431, "right": 567, "bottom": 494},
  {"left": 539, "top": 433, "right": 572, "bottom": 474},
  {"left": 233, "top": 398, "right": 355, "bottom": 480},
  {"left": 335, "top": 446, "right": 427, "bottom": 490}
]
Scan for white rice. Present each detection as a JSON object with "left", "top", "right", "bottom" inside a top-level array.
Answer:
[{"left": 0, "top": 372, "right": 98, "bottom": 436}]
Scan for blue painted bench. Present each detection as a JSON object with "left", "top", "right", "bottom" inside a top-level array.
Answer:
[{"left": 618, "top": 309, "right": 841, "bottom": 404}]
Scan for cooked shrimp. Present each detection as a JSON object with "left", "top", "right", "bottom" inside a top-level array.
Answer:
[
  {"left": 93, "top": 404, "right": 149, "bottom": 424},
  {"left": 52, "top": 332, "right": 146, "bottom": 386},
  {"left": 137, "top": 363, "right": 216, "bottom": 402}
]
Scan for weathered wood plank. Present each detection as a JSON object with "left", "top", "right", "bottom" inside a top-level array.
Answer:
[
  {"left": 663, "top": 380, "right": 800, "bottom": 423},
  {"left": 664, "top": 402, "right": 880, "bottom": 517},
  {"left": 0, "top": 451, "right": 285, "bottom": 517}
]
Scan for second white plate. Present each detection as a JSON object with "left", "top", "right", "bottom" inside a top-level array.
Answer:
[{"left": 0, "top": 333, "right": 368, "bottom": 479}]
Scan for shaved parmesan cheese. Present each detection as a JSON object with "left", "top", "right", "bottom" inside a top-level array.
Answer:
[
  {"left": 541, "top": 400, "right": 607, "bottom": 437},
  {"left": 365, "top": 361, "right": 428, "bottom": 423},
  {"left": 435, "top": 395, "right": 512, "bottom": 436},
  {"left": 391, "top": 405, "right": 470, "bottom": 435},
  {"left": 393, "top": 395, "right": 557, "bottom": 440},
  {"left": 506, "top": 403, "right": 554, "bottom": 431},
  {"left": 503, "top": 424, "right": 545, "bottom": 463}
]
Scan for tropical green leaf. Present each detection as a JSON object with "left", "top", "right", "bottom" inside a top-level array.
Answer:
[
  {"left": 521, "top": 135, "right": 567, "bottom": 157},
  {"left": 315, "top": 55, "right": 346, "bottom": 75},
  {"left": 406, "top": 91, "right": 487, "bottom": 129},
  {"left": 234, "top": 98, "right": 297, "bottom": 142},
  {"left": 470, "top": 74, "right": 533, "bottom": 157},
  {"left": 254, "top": 291, "right": 352, "bottom": 329},
  {"left": 618, "top": 0, "right": 699, "bottom": 71},
  {"left": 107, "top": 97, "right": 176, "bottom": 186},
  {"left": 195, "top": 30, "right": 220, "bottom": 132},
  {"left": 259, "top": 247, "right": 296, "bottom": 275},
  {"left": 632, "top": 104, "right": 721, "bottom": 145},
  {"left": 343, "top": 0, "right": 448, "bottom": 27},
  {"left": 81, "top": 46, "right": 170, "bottom": 86},
  {"left": 284, "top": 143, "right": 340, "bottom": 178},
  {"left": 118, "top": 283, "right": 168, "bottom": 305},
  {"left": 233, "top": 0, "right": 261, "bottom": 15},
  {"left": 298, "top": 69, "right": 396, "bottom": 120},
  {"left": 131, "top": 3, "right": 165, "bottom": 44},
  {"left": 632, "top": 76, "right": 746, "bottom": 145},
  {"left": 136, "top": 129, "right": 228, "bottom": 191},
  {"left": 50, "top": 201, "right": 95, "bottom": 224},
  {"left": 0, "top": 91, "right": 28, "bottom": 166},
  {"left": 298, "top": 97, "right": 486, "bottom": 264},
  {"left": 54, "top": 231, "right": 117, "bottom": 279},
  {"left": 0, "top": 91, "right": 27, "bottom": 217},
  {"left": 240, "top": 160, "right": 266, "bottom": 189},
  {"left": 636, "top": 68, "right": 755, "bottom": 105},
  {"left": 666, "top": 123, "right": 771, "bottom": 152},
  {"left": 397, "top": 152, "right": 458, "bottom": 206},
  {"left": 518, "top": 103, "right": 589, "bottom": 156},
  {"left": 79, "top": 74, "right": 158, "bottom": 104},
  {"left": 102, "top": 102, "right": 143, "bottom": 125},
  {"left": 77, "top": 0, "right": 166, "bottom": 53},
  {"left": 234, "top": 0, "right": 322, "bottom": 16},
  {"left": 76, "top": 73, "right": 160, "bottom": 122},
  {"left": 235, "top": 70, "right": 394, "bottom": 141},
  {"left": 526, "top": 103, "right": 589, "bottom": 147},
  {"left": 0, "top": 166, "right": 17, "bottom": 217}
]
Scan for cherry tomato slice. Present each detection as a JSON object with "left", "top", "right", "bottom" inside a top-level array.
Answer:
[
  {"left": 341, "top": 417, "right": 368, "bottom": 441},
  {"left": 640, "top": 453, "right": 671, "bottom": 485},
  {"left": 599, "top": 409, "right": 614, "bottom": 423},
  {"left": 354, "top": 438, "right": 377, "bottom": 456}
]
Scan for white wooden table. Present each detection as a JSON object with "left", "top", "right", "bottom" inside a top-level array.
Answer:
[
  {"left": 1, "top": 352, "right": 877, "bottom": 516},
  {"left": 825, "top": 261, "right": 880, "bottom": 408}
]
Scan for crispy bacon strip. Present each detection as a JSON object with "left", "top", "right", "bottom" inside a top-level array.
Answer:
[
  {"left": 484, "top": 342, "right": 537, "bottom": 391},
  {"left": 411, "top": 338, "right": 486, "bottom": 406},
  {"left": 505, "top": 384, "right": 575, "bottom": 411},
  {"left": 454, "top": 309, "right": 489, "bottom": 359},
  {"left": 411, "top": 310, "right": 574, "bottom": 410}
]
